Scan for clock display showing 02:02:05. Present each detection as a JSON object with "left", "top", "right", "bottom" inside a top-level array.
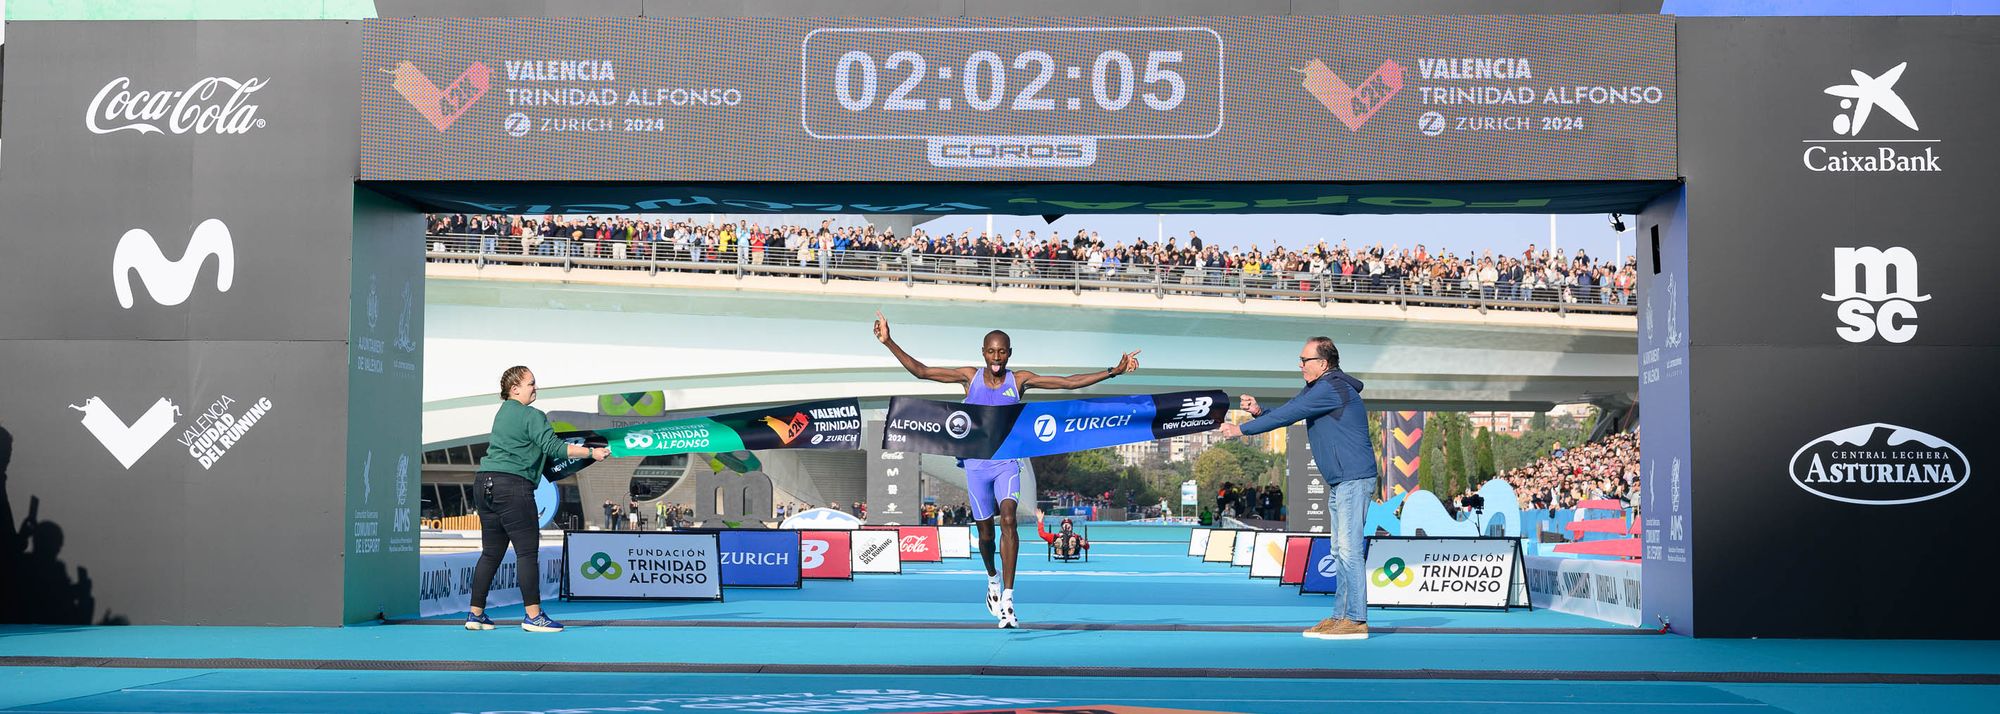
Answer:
[{"left": 800, "top": 27, "right": 1223, "bottom": 140}]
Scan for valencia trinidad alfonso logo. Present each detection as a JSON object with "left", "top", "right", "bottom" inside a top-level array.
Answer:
[
  {"left": 762, "top": 412, "right": 810, "bottom": 445},
  {"left": 1296, "top": 59, "right": 1405, "bottom": 130},
  {"left": 1803, "top": 62, "right": 1940, "bottom": 173},
  {"left": 114, "top": 219, "right": 234, "bottom": 309},
  {"left": 389, "top": 61, "right": 490, "bottom": 131}
]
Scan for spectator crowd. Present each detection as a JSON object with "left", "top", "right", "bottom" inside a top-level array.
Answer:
[
  {"left": 427, "top": 214, "right": 1640, "bottom": 306},
  {"left": 1485, "top": 431, "right": 1641, "bottom": 514}
]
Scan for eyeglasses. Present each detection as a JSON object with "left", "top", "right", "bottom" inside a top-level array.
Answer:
[{"left": 1298, "top": 357, "right": 1325, "bottom": 365}]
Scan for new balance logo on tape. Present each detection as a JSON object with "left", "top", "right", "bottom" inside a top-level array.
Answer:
[{"left": 114, "top": 219, "right": 234, "bottom": 309}]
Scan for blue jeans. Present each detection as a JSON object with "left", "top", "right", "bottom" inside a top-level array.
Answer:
[{"left": 1330, "top": 477, "right": 1375, "bottom": 622}]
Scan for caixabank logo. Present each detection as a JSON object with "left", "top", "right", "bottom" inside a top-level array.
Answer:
[
  {"left": 1802, "top": 62, "right": 1940, "bottom": 173},
  {"left": 1789, "top": 424, "right": 1970, "bottom": 506}
]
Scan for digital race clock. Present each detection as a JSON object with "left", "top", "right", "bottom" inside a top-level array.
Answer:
[{"left": 801, "top": 27, "right": 1225, "bottom": 166}]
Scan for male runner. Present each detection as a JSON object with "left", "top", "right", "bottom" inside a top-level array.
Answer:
[{"left": 874, "top": 312, "right": 1138, "bottom": 628}]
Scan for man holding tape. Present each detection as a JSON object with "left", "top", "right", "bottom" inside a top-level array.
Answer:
[
  {"left": 1219, "top": 336, "right": 1378, "bottom": 640},
  {"left": 874, "top": 312, "right": 1138, "bottom": 628}
]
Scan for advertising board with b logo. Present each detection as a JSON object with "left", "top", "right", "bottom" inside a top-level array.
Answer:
[
  {"left": 563, "top": 531, "right": 722, "bottom": 601},
  {"left": 799, "top": 530, "right": 854, "bottom": 580}
]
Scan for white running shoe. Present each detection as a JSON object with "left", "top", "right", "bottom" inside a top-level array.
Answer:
[
  {"left": 986, "top": 583, "right": 1003, "bottom": 617},
  {"left": 997, "top": 594, "right": 1019, "bottom": 629}
]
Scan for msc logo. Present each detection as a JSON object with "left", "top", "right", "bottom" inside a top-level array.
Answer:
[
  {"left": 1033, "top": 414, "right": 1059, "bottom": 442},
  {"left": 945, "top": 411, "right": 973, "bottom": 440},
  {"left": 114, "top": 219, "right": 234, "bottom": 309},
  {"left": 1824, "top": 246, "right": 1928, "bottom": 343},
  {"left": 389, "top": 61, "right": 490, "bottom": 132},
  {"left": 1174, "top": 396, "right": 1214, "bottom": 421}
]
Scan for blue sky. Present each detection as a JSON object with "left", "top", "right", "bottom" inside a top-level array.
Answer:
[{"left": 915, "top": 213, "right": 1637, "bottom": 263}]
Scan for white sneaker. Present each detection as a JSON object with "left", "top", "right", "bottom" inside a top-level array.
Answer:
[
  {"left": 985, "top": 583, "right": 1002, "bottom": 617},
  {"left": 997, "top": 594, "right": 1019, "bottom": 629}
]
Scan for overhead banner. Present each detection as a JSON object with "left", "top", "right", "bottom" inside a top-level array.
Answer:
[
  {"left": 563, "top": 532, "right": 723, "bottom": 601},
  {"left": 800, "top": 530, "right": 855, "bottom": 580},
  {"left": 1365, "top": 536, "right": 1530, "bottom": 609},
  {"left": 603, "top": 398, "right": 862, "bottom": 458},
  {"left": 1249, "top": 531, "right": 1288, "bottom": 579},
  {"left": 361, "top": 16, "right": 1673, "bottom": 183},
  {"left": 939, "top": 525, "right": 973, "bottom": 559},
  {"left": 716, "top": 530, "right": 804, "bottom": 588},
  {"left": 851, "top": 528, "right": 904, "bottom": 574},
  {"left": 1381, "top": 411, "right": 1425, "bottom": 500},
  {"left": 883, "top": 391, "right": 1226, "bottom": 460}
]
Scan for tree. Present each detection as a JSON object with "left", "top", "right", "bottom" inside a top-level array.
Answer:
[
  {"left": 1441, "top": 413, "right": 1466, "bottom": 499},
  {"left": 1474, "top": 427, "right": 1497, "bottom": 483},
  {"left": 1192, "top": 447, "right": 1247, "bottom": 510},
  {"left": 1416, "top": 424, "right": 1438, "bottom": 496}
]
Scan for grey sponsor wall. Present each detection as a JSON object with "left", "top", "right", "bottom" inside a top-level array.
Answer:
[
  {"left": 865, "top": 420, "right": 921, "bottom": 525},
  {"left": 1284, "top": 425, "right": 1331, "bottom": 534},
  {"left": 0, "top": 22, "right": 384, "bottom": 625},
  {"left": 345, "top": 187, "right": 426, "bottom": 621},
  {"left": 1675, "top": 17, "right": 1999, "bottom": 638}
]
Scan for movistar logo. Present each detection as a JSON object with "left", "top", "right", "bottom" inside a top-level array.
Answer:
[{"left": 114, "top": 218, "right": 234, "bottom": 309}]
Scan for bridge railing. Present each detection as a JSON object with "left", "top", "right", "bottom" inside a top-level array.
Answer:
[{"left": 424, "top": 232, "right": 1637, "bottom": 315}]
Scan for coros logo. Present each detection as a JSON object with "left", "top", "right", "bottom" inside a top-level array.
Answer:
[
  {"left": 114, "top": 219, "right": 234, "bottom": 309},
  {"left": 86, "top": 77, "right": 269, "bottom": 135},
  {"left": 580, "top": 551, "right": 624, "bottom": 580},
  {"left": 945, "top": 410, "right": 973, "bottom": 439},
  {"left": 1033, "top": 414, "right": 1058, "bottom": 442},
  {"left": 1789, "top": 423, "right": 1970, "bottom": 505},
  {"left": 1371, "top": 557, "right": 1415, "bottom": 588}
]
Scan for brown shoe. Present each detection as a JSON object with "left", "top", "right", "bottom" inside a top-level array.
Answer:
[
  {"left": 1302, "top": 617, "right": 1349, "bottom": 640},
  {"left": 1309, "top": 618, "right": 1369, "bottom": 641}
]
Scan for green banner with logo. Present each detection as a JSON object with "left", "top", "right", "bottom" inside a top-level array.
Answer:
[{"left": 600, "top": 398, "right": 862, "bottom": 458}]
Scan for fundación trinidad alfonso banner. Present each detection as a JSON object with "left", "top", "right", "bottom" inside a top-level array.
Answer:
[{"left": 883, "top": 391, "right": 1226, "bottom": 460}]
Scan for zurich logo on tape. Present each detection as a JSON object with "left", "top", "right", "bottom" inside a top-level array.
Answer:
[{"left": 1034, "top": 414, "right": 1059, "bottom": 442}]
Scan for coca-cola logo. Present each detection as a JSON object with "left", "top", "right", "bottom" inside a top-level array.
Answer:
[
  {"left": 899, "top": 535, "right": 930, "bottom": 553},
  {"left": 87, "top": 77, "right": 269, "bottom": 135}
]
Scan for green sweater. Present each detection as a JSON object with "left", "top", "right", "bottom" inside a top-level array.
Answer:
[{"left": 478, "top": 399, "right": 570, "bottom": 483}]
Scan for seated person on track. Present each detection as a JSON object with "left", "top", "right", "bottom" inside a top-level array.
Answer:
[{"left": 1036, "top": 509, "right": 1090, "bottom": 560}]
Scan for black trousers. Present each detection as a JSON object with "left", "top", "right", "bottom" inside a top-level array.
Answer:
[{"left": 470, "top": 472, "right": 542, "bottom": 609}]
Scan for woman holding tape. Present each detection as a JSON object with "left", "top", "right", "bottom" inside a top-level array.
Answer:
[{"left": 466, "top": 366, "right": 609, "bottom": 633}]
